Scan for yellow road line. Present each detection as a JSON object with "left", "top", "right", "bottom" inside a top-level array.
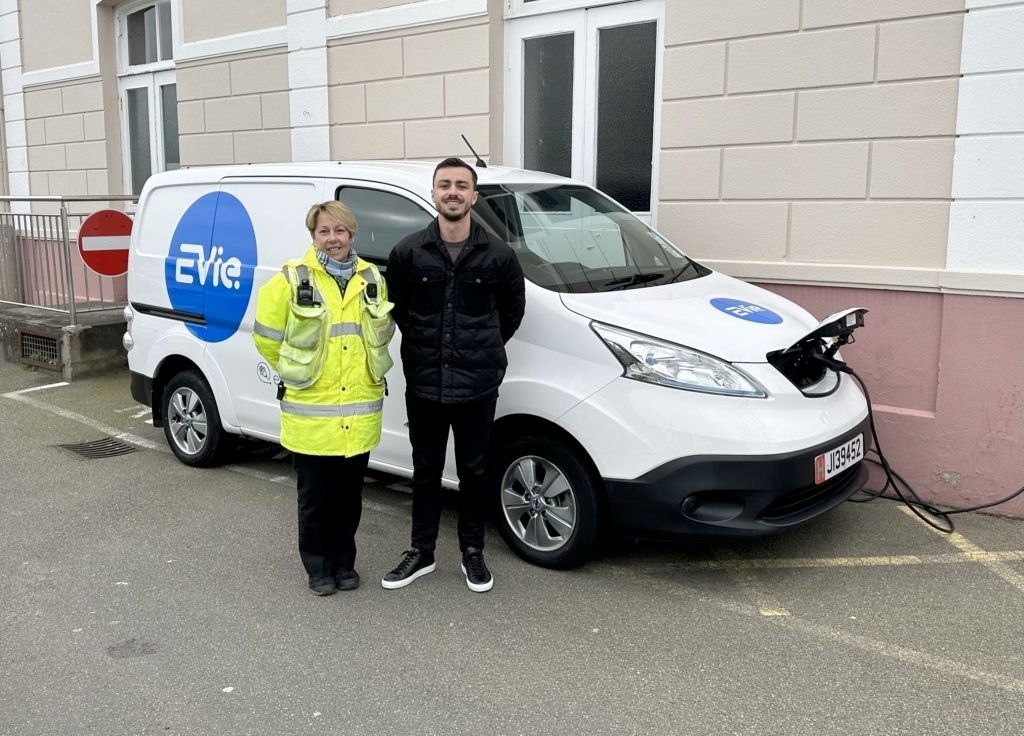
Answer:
[
  {"left": 609, "top": 565, "right": 1024, "bottom": 696},
  {"left": 663, "top": 550, "right": 1024, "bottom": 572},
  {"left": 899, "top": 505, "right": 1024, "bottom": 595},
  {"left": 712, "top": 549, "right": 791, "bottom": 617}
]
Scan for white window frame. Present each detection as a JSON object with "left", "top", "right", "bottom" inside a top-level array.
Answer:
[
  {"left": 505, "top": 0, "right": 627, "bottom": 20},
  {"left": 116, "top": 0, "right": 179, "bottom": 197},
  {"left": 505, "top": 0, "right": 664, "bottom": 223}
]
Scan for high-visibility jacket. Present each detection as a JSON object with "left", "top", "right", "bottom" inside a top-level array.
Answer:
[{"left": 253, "top": 245, "right": 387, "bottom": 457}]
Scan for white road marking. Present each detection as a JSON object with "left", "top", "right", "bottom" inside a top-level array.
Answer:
[
  {"left": 2, "top": 382, "right": 69, "bottom": 396},
  {"left": 4, "top": 391, "right": 163, "bottom": 450},
  {"left": 4, "top": 389, "right": 407, "bottom": 518},
  {"left": 131, "top": 409, "right": 150, "bottom": 419}
]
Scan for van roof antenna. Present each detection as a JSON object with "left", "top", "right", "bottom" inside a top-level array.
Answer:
[{"left": 461, "top": 135, "right": 487, "bottom": 168}]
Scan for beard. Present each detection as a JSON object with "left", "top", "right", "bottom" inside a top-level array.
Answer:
[
  {"left": 435, "top": 197, "right": 470, "bottom": 221},
  {"left": 438, "top": 208, "right": 467, "bottom": 222}
]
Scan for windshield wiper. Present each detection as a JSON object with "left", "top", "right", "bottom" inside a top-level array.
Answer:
[
  {"left": 662, "top": 260, "right": 697, "bottom": 284},
  {"left": 602, "top": 273, "right": 665, "bottom": 290}
]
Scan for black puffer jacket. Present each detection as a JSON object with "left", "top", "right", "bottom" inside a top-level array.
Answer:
[{"left": 387, "top": 219, "right": 526, "bottom": 403}]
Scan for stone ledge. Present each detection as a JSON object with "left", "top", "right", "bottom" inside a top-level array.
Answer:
[{"left": 0, "top": 304, "right": 126, "bottom": 381}]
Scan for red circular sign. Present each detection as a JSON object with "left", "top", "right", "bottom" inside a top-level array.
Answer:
[{"left": 78, "top": 209, "right": 133, "bottom": 277}]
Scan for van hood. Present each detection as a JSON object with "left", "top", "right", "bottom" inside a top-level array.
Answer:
[{"left": 558, "top": 271, "right": 819, "bottom": 363}]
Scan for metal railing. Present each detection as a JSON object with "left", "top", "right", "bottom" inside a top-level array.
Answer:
[{"left": 0, "top": 195, "right": 138, "bottom": 325}]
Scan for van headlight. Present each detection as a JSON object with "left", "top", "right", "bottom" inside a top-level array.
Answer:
[{"left": 591, "top": 322, "right": 767, "bottom": 398}]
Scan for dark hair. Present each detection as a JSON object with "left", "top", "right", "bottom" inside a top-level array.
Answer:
[{"left": 433, "top": 157, "right": 477, "bottom": 189}]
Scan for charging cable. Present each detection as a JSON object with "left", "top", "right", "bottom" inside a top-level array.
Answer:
[{"left": 845, "top": 368, "right": 1024, "bottom": 533}]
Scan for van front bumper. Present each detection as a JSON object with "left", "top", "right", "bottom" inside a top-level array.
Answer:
[{"left": 602, "top": 417, "right": 870, "bottom": 539}]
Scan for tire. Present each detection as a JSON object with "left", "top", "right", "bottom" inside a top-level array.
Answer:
[
  {"left": 492, "top": 434, "right": 602, "bottom": 569},
  {"left": 162, "top": 369, "right": 229, "bottom": 467}
]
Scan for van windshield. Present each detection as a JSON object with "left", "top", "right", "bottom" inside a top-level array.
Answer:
[{"left": 472, "top": 184, "right": 709, "bottom": 293}]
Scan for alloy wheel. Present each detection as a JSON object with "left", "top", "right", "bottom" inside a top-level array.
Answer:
[
  {"left": 167, "top": 386, "right": 209, "bottom": 456},
  {"left": 500, "top": 454, "right": 577, "bottom": 551}
]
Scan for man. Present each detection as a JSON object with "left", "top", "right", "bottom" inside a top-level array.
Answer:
[{"left": 382, "top": 157, "right": 526, "bottom": 593}]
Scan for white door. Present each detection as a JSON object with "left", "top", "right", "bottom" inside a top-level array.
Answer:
[{"left": 505, "top": 0, "right": 664, "bottom": 221}]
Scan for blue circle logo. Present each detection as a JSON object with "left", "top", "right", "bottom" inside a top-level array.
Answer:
[
  {"left": 165, "top": 192, "right": 256, "bottom": 343},
  {"left": 711, "top": 298, "right": 783, "bottom": 324}
]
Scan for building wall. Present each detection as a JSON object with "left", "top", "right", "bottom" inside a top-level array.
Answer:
[
  {"left": 23, "top": 79, "right": 108, "bottom": 209},
  {"left": 657, "top": 0, "right": 965, "bottom": 292},
  {"left": 327, "top": 17, "right": 489, "bottom": 161},
  {"left": 330, "top": 0, "right": 409, "bottom": 14},
  {"left": 949, "top": 1, "right": 1024, "bottom": 272},
  {"left": 723, "top": 0, "right": 1024, "bottom": 514},
  {"left": 177, "top": 49, "right": 292, "bottom": 165},
  {"left": 19, "top": 0, "right": 91, "bottom": 73},
  {"left": 181, "top": 0, "right": 286, "bottom": 42}
]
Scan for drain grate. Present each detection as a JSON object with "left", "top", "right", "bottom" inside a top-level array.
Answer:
[{"left": 58, "top": 437, "right": 139, "bottom": 459}]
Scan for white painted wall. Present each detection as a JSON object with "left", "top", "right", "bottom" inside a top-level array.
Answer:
[{"left": 948, "top": 1, "right": 1024, "bottom": 272}]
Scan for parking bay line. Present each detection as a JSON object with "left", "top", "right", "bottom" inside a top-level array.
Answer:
[
  {"left": 899, "top": 505, "right": 1024, "bottom": 596},
  {"left": 660, "top": 550, "right": 1024, "bottom": 572},
  {"left": 609, "top": 565, "right": 1024, "bottom": 696},
  {"left": 2, "top": 382, "right": 69, "bottom": 396},
  {"left": 712, "top": 549, "right": 791, "bottom": 617},
  {"left": 2, "top": 389, "right": 406, "bottom": 519}
]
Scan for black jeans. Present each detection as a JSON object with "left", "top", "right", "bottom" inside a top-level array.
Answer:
[
  {"left": 407, "top": 393, "right": 497, "bottom": 554},
  {"left": 293, "top": 452, "right": 369, "bottom": 578}
]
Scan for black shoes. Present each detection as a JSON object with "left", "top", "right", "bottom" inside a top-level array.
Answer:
[
  {"left": 381, "top": 548, "right": 436, "bottom": 589},
  {"left": 336, "top": 569, "right": 360, "bottom": 591},
  {"left": 461, "top": 547, "right": 493, "bottom": 593},
  {"left": 308, "top": 576, "right": 337, "bottom": 596},
  {"left": 308, "top": 569, "right": 359, "bottom": 596}
]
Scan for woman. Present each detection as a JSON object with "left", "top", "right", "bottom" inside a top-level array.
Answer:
[{"left": 253, "top": 201, "right": 391, "bottom": 596}]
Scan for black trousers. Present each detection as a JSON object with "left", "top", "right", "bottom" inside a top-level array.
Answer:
[
  {"left": 407, "top": 393, "right": 497, "bottom": 554},
  {"left": 293, "top": 451, "right": 369, "bottom": 578}
]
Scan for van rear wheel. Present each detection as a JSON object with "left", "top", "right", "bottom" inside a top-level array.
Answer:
[
  {"left": 162, "top": 370, "right": 228, "bottom": 467},
  {"left": 493, "top": 434, "right": 601, "bottom": 569}
]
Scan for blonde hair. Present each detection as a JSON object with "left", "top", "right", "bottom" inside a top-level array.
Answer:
[{"left": 305, "top": 200, "right": 358, "bottom": 237}]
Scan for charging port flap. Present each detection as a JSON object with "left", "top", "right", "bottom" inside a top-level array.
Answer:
[
  {"left": 767, "top": 308, "right": 869, "bottom": 392},
  {"left": 786, "top": 307, "right": 868, "bottom": 347}
]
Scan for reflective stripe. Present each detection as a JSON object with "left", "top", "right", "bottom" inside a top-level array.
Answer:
[
  {"left": 330, "top": 322, "right": 362, "bottom": 337},
  {"left": 280, "top": 398, "right": 384, "bottom": 417},
  {"left": 253, "top": 320, "right": 284, "bottom": 341}
]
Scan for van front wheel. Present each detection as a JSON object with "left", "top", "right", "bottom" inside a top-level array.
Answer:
[
  {"left": 162, "top": 370, "right": 228, "bottom": 467},
  {"left": 493, "top": 435, "right": 601, "bottom": 569}
]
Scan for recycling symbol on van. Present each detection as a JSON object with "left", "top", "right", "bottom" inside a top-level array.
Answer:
[{"left": 165, "top": 192, "right": 257, "bottom": 343}]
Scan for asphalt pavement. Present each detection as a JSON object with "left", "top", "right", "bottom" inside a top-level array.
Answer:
[{"left": 2, "top": 360, "right": 1023, "bottom": 735}]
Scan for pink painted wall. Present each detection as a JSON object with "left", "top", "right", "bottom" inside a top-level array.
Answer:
[{"left": 760, "top": 284, "right": 1024, "bottom": 518}]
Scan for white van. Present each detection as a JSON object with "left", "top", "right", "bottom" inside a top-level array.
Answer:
[{"left": 125, "top": 161, "right": 870, "bottom": 568}]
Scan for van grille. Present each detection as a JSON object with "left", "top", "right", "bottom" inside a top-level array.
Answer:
[{"left": 759, "top": 465, "right": 859, "bottom": 522}]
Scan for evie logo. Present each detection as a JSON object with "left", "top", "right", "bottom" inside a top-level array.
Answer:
[
  {"left": 165, "top": 192, "right": 256, "bottom": 343},
  {"left": 174, "top": 244, "right": 242, "bottom": 289},
  {"left": 711, "top": 297, "right": 783, "bottom": 324}
]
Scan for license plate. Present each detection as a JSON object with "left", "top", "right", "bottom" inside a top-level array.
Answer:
[{"left": 814, "top": 433, "right": 864, "bottom": 484}]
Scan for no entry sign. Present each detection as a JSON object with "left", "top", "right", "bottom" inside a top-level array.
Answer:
[{"left": 78, "top": 209, "right": 133, "bottom": 277}]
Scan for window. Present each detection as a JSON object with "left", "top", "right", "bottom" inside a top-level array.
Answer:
[
  {"left": 335, "top": 187, "right": 433, "bottom": 265},
  {"left": 473, "top": 183, "right": 707, "bottom": 294},
  {"left": 118, "top": 1, "right": 178, "bottom": 195},
  {"left": 506, "top": 0, "right": 663, "bottom": 219}
]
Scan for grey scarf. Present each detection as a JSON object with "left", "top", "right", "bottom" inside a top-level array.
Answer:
[{"left": 316, "top": 247, "right": 358, "bottom": 294}]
